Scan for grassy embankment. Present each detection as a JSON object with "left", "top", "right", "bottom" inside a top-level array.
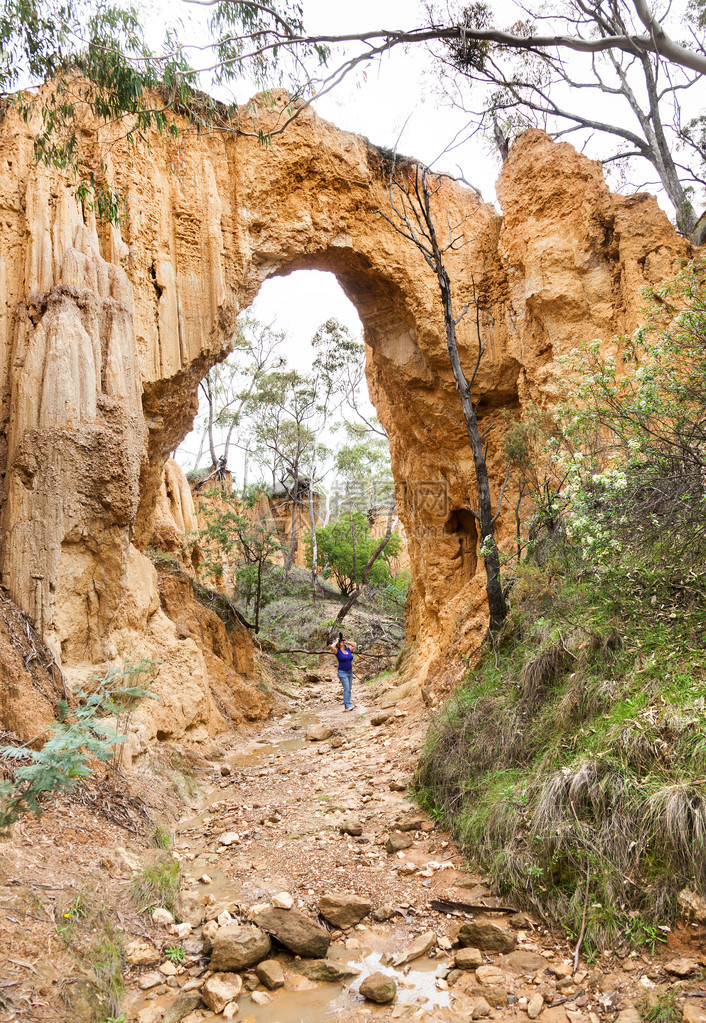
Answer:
[{"left": 418, "top": 259, "right": 706, "bottom": 954}]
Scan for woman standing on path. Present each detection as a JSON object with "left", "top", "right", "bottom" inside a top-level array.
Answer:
[{"left": 330, "top": 633, "right": 357, "bottom": 712}]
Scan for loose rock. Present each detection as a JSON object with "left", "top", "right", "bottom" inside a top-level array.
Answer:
[
  {"left": 160, "top": 992, "right": 203, "bottom": 1023},
  {"left": 455, "top": 947, "right": 483, "bottom": 970},
  {"left": 174, "top": 889, "right": 207, "bottom": 927},
  {"left": 360, "top": 972, "right": 397, "bottom": 1004},
  {"left": 371, "top": 711, "right": 394, "bottom": 726},
  {"left": 392, "top": 930, "right": 437, "bottom": 967},
  {"left": 252, "top": 906, "right": 331, "bottom": 958},
  {"left": 210, "top": 925, "right": 272, "bottom": 971},
  {"left": 458, "top": 920, "right": 516, "bottom": 953},
  {"left": 307, "top": 724, "right": 334, "bottom": 742},
  {"left": 664, "top": 957, "right": 698, "bottom": 977},
  {"left": 291, "top": 959, "right": 361, "bottom": 982},
  {"left": 386, "top": 832, "right": 413, "bottom": 853},
  {"left": 152, "top": 907, "right": 175, "bottom": 926},
  {"left": 678, "top": 888, "right": 706, "bottom": 924},
  {"left": 318, "top": 893, "right": 372, "bottom": 929},
  {"left": 528, "top": 993, "right": 545, "bottom": 1019},
  {"left": 255, "top": 959, "right": 285, "bottom": 990},
  {"left": 339, "top": 814, "right": 363, "bottom": 837},
  {"left": 124, "top": 939, "right": 160, "bottom": 966},
  {"left": 501, "top": 950, "right": 550, "bottom": 974},
  {"left": 202, "top": 973, "right": 243, "bottom": 1014}
]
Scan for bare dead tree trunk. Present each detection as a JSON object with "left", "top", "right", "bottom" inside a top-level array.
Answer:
[{"left": 379, "top": 163, "right": 509, "bottom": 633}]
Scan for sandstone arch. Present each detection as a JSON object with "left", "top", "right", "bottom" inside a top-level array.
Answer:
[{"left": 0, "top": 91, "right": 690, "bottom": 742}]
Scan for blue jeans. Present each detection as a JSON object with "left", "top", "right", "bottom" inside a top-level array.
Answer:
[{"left": 338, "top": 670, "right": 353, "bottom": 709}]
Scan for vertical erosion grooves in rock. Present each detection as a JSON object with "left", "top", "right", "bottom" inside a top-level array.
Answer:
[{"left": 0, "top": 94, "right": 692, "bottom": 734}]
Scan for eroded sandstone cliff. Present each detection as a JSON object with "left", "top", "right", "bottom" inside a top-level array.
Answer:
[{"left": 0, "top": 91, "right": 691, "bottom": 742}]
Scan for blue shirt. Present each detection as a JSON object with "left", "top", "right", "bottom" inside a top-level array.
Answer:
[{"left": 336, "top": 646, "right": 353, "bottom": 671}]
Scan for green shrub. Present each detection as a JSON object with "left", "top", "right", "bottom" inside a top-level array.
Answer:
[{"left": 0, "top": 661, "right": 156, "bottom": 834}]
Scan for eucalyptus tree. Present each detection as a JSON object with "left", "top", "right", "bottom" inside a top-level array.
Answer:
[
  {"left": 248, "top": 368, "right": 318, "bottom": 580},
  {"left": 190, "top": 317, "right": 285, "bottom": 481}
]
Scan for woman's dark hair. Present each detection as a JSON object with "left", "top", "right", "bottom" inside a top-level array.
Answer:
[{"left": 336, "top": 632, "right": 344, "bottom": 650}]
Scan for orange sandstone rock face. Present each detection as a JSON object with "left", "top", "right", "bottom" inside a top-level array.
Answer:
[{"left": 0, "top": 93, "right": 690, "bottom": 737}]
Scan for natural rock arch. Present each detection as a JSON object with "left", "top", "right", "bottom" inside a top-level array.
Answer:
[{"left": 0, "top": 91, "right": 690, "bottom": 744}]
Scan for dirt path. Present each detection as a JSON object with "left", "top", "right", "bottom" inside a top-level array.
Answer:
[
  {"left": 1, "top": 667, "right": 696, "bottom": 1023},
  {"left": 123, "top": 669, "right": 646, "bottom": 1023}
]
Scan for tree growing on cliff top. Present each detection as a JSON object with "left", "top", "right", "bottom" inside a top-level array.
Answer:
[{"left": 379, "top": 159, "right": 510, "bottom": 633}]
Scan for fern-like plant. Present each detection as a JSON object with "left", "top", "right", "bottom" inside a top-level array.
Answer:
[{"left": 0, "top": 661, "right": 157, "bottom": 834}]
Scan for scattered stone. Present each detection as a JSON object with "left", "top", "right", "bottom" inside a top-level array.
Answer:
[
  {"left": 242, "top": 972, "right": 260, "bottom": 991},
  {"left": 476, "top": 965, "right": 506, "bottom": 987},
  {"left": 202, "top": 973, "right": 243, "bottom": 1014},
  {"left": 386, "top": 832, "right": 413, "bottom": 853},
  {"left": 125, "top": 939, "right": 160, "bottom": 966},
  {"left": 152, "top": 907, "right": 175, "bottom": 926},
  {"left": 615, "top": 1010, "right": 641, "bottom": 1023},
  {"left": 371, "top": 711, "right": 394, "bottom": 726},
  {"left": 251, "top": 991, "right": 271, "bottom": 1006},
  {"left": 528, "top": 993, "right": 545, "bottom": 1019},
  {"left": 160, "top": 992, "right": 203, "bottom": 1023},
  {"left": 160, "top": 961, "right": 178, "bottom": 977},
  {"left": 397, "top": 814, "right": 426, "bottom": 832},
  {"left": 501, "top": 950, "right": 549, "bottom": 974},
  {"left": 455, "top": 947, "right": 483, "bottom": 970},
  {"left": 330, "top": 736, "right": 344, "bottom": 748},
  {"left": 218, "top": 832, "right": 239, "bottom": 846},
  {"left": 199, "top": 874, "right": 212, "bottom": 885},
  {"left": 470, "top": 996, "right": 492, "bottom": 1018},
  {"left": 252, "top": 906, "right": 331, "bottom": 958},
  {"left": 389, "top": 780, "right": 406, "bottom": 792},
  {"left": 339, "top": 814, "right": 363, "bottom": 837},
  {"left": 360, "top": 972, "right": 397, "bottom": 1004},
  {"left": 174, "top": 889, "right": 207, "bottom": 927},
  {"left": 510, "top": 912, "right": 535, "bottom": 929},
  {"left": 307, "top": 724, "right": 334, "bottom": 742},
  {"left": 458, "top": 921, "right": 516, "bottom": 953},
  {"left": 272, "top": 892, "right": 294, "bottom": 910},
  {"left": 223, "top": 1003, "right": 239, "bottom": 1021},
  {"left": 678, "top": 888, "right": 706, "bottom": 924},
  {"left": 138, "top": 971, "right": 163, "bottom": 990},
  {"left": 447, "top": 968, "right": 463, "bottom": 987},
  {"left": 170, "top": 921, "right": 192, "bottom": 940},
  {"left": 372, "top": 906, "right": 395, "bottom": 922},
  {"left": 392, "top": 931, "right": 437, "bottom": 967},
  {"left": 220, "top": 764, "right": 232, "bottom": 776},
  {"left": 683, "top": 1001, "right": 706, "bottom": 1023},
  {"left": 548, "top": 963, "right": 573, "bottom": 980},
  {"left": 291, "top": 959, "right": 361, "bottom": 983},
  {"left": 201, "top": 919, "right": 219, "bottom": 954},
  {"left": 256, "top": 960, "right": 285, "bottom": 990},
  {"left": 665, "top": 957, "right": 698, "bottom": 977},
  {"left": 210, "top": 925, "right": 272, "bottom": 971},
  {"left": 319, "top": 893, "right": 372, "bottom": 929}
]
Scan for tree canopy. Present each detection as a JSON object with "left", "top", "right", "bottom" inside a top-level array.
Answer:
[{"left": 4, "top": 1, "right": 705, "bottom": 232}]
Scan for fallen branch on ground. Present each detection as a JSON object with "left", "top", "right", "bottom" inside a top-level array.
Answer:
[{"left": 275, "top": 648, "right": 395, "bottom": 659}]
